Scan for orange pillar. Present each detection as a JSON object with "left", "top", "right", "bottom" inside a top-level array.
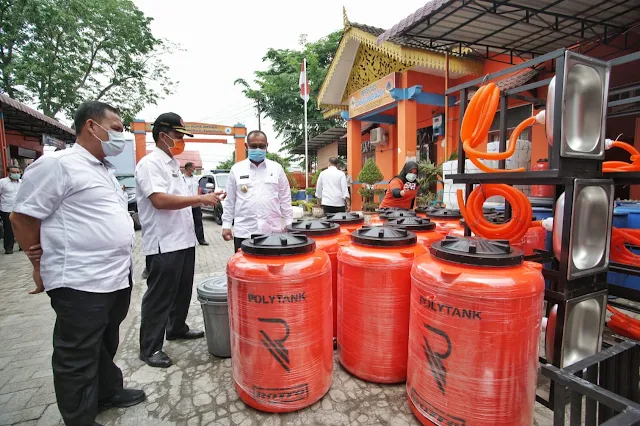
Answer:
[
  {"left": 131, "top": 120, "right": 148, "bottom": 164},
  {"left": 397, "top": 99, "right": 417, "bottom": 172},
  {"left": 347, "top": 119, "right": 362, "bottom": 211},
  {"left": 234, "top": 125, "right": 247, "bottom": 162}
]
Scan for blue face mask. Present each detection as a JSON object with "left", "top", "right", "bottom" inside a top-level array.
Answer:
[{"left": 248, "top": 148, "right": 266, "bottom": 162}]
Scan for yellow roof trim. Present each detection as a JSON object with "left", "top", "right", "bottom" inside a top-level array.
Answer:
[{"left": 321, "top": 105, "right": 348, "bottom": 118}]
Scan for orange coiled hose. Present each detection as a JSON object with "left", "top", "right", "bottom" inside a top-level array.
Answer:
[
  {"left": 603, "top": 141, "right": 640, "bottom": 172},
  {"left": 606, "top": 305, "right": 640, "bottom": 341},
  {"left": 610, "top": 227, "right": 640, "bottom": 265},
  {"left": 456, "top": 185, "right": 539, "bottom": 244},
  {"left": 461, "top": 83, "right": 530, "bottom": 173}
]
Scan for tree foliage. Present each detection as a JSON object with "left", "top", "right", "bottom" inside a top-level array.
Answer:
[
  {"left": 0, "top": 0, "right": 175, "bottom": 124},
  {"left": 234, "top": 31, "right": 344, "bottom": 156},
  {"left": 357, "top": 158, "right": 384, "bottom": 186}
]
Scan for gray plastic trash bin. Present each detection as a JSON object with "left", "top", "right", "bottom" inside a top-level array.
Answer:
[{"left": 197, "top": 275, "right": 231, "bottom": 358}]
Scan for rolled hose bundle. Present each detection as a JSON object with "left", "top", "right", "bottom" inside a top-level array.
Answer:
[
  {"left": 606, "top": 305, "right": 640, "bottom": 341},
  {"left": 456, "top": 185, "right": 540, "bottom": 244},
  {"left": 461, "top": 83, "right": 534, "bottom": 173},
  {"left": 603, "top": 139, "right": 640, "bottom": 172},
  {"left": 610, "top": 227, "right": 640, "bottom": 265}
]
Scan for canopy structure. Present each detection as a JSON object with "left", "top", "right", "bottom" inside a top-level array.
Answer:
[
  {"left": 377, "top": 0, "right": 640, "bottom": 61},
  {"left": 0, "top": 94, "right": 75, "bottom": 143}
]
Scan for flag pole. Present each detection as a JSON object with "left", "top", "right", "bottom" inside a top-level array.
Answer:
[{"left": 303, "top": 57, "right": 309, "bottom": 200}]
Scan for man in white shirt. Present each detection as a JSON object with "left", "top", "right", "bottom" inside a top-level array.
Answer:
[
  {"left": 183, "top": 161, "right": 208, "bottom": 245},
  {"left": 221, "top": 130, "right": 293, "bottom": 252},
  {"left": 0, "top": 165, "right": 22, "bottom": 254},
  {"left": 315, "top": 157, "right": 350, "bottom": 215},
  {"left": 10, "top": 101, "right": 145, "bottom": 426},
  {"left": 136, "top": 112, "right": 220, "bottom": 368}
]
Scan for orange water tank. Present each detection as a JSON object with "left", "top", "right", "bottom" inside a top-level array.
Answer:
[
  {"left": 486, "top": 214, "right": 547, "bottom": 256},
  {"left": 338, "top": 227, "right": 427, "bottom": 383},
  {"left": 386, "top": 217, "right": 445, "bottom": 249},
  {"left": 325, "top": 212, "right": 364, "bottom": 237},
  {"left": 286, "top": 220, "right": 343, "bottom": 340},
  {"left": 408, "top": 236, "right": 544, "bottom": 426},
  {"left": 531, "top": 158, "right": 554, "bottom": 198},
  {"left": 427, "top": 209, "right": 464, "bottom": 236},
  {"left": 227, "top": 233, "right": 333, "bottom": 412}
]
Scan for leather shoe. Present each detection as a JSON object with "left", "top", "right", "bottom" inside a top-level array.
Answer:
[
  {"left": 198, "top": 240, "right": 209, "bottom": 246},
  {"left": 166, "top": 329, "right": 205, "bottom": 340},
  {"left": 98, "top": 388, "right": 146, "bottom": 412},
  {"left": 139, "top": 350, "right": 172, "bottom": 368}
]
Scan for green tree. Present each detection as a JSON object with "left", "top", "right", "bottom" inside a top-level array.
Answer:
[
  {"left": 0, "top": 0, "right": 175, "bottom": 124},
  {"left": 357, "top": 159, "right": 384, "bottom": 211},
  {"left": 234, "top": 30, "right": 344, "bottom": 157}
]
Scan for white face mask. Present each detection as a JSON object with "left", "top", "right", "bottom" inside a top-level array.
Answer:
[
  {"left": 406, "top": 173, "right": 417, "bottom": 182},
  {"left": 93, "top": 122, "right": 126, "bottom": 157}
]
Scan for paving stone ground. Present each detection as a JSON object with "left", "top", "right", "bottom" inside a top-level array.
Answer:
[{"left": 0, "top": 216, "right": 555, "bottom": 425}]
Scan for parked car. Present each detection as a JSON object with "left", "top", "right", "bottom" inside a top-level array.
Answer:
[
  {"left": 116, "top": 174, "right": 141, "bottom": 231},
  {"left": 198, "top": 171, "right": 229, "bottom": 225}
]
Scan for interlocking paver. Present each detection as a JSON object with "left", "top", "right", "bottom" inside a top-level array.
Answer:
[{"left": 0, "top": 216, "right": 554, "bottom": 425}]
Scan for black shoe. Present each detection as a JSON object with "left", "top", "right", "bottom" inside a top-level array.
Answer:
[
  {"left": 98, "top": 388, "right": 146, "bottom": 412},
  {"left": 198, "top": 240, "right": 209, "bottom": 246},
  {"left": 139, "top": 351, "right": 172, "bottom": 368},
  {"left": 5, "top": 249, "right": 13, "bottom": 254},
  {"left": 166, "top": 329, "right": 205, "bottom": 341}
]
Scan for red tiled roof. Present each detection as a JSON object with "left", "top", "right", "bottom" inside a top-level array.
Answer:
[
  {"left": 145, "top": 149, "right": 203, "bottom": 169},
  {"left": 0, "top": 93, "right": 76, "bottom": 141}
]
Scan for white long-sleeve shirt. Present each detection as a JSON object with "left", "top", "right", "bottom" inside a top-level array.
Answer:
[
  {"left": 222, "top": 158, "right": 293, "bottom": 239},
  {"left": 315, "top": 166, "right": 349, "bottom": 207},
  {"left": 0, "top": 177, "right": 21, "bottom": 213}
]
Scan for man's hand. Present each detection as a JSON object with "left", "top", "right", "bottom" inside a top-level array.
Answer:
[
  {"left": 200, "top": 193, "right": 220, "bottom": 206},
  {"left": 400, "top": 190, "right": 406, "bottom": 197},
  {"left": 222, "top": 228, "right": 233, "bottom": 241},
  {"left": 29, "top": 267, "right": 44, "bottom": 294},
  {"left": 25, "top": 244, "right": 42, "bottom": 263}
]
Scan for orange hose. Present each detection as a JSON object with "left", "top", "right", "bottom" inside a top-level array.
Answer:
[
  {"left": 456, "top": 185, "right": 537, "bottom": 244},
  {"left": 610, "top": 227, "right": 640, "bottom": 266},
  {"left": 603, "top": 140, "right": 640, "bottom": 172},
  {"left": 460, "top": 83, "right": 531, "bottom": 173}
]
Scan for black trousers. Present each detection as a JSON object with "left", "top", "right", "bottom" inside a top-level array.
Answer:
[
  {"left": 234, "top": 237, "right": 247, "bottom": 253},
  {"left": 140, "top": 247, "right": 195, "bottom": 356},
  {"left": 1, "top": 211, "right": 14, "bottom": 251},
  {"left": 49, "top": 285, "right": 132, "bottom": 426},
  {"left": 322, "top": 205, "right": 346, "bottom": 215},
  {"left": 192, "top": 207, "right": 205, "bottom": 243}
]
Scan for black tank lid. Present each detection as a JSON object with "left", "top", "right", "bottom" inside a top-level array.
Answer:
[
  {"left": 415, "top": 206, "right": 440, "bottom": 215},
  {"left": 351, "top": 226, "right": 417, "bottom": 247},
  {"left": 241, "top": 233, "right": 316, "bottom": 256},
  {"left": 386, "top": 216, "right": 437, "bottom": 232},
  {"left": 430, "top": 236, "right": 523, "bottom": 267},
  {"left": 286, "top": 220, "right": 340, "bottom": 237},
  {"left": 377, "top": 207, "right": 409, "bottom": 214},
  {"left": 428, "top": 208, "right": 462, "bottom": 219},
  {"left": 325, "top": 212, "right": 364, "bottom": 225},
  {"left": 483, "top": 207, "right": 497, "bottom": 214},
  {"left": 380, "top": 210, "right": 417, "bottom": 220}
]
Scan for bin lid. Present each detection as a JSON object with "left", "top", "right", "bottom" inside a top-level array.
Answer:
[
  {"left": 324, "top": 212, "right": 364, "bottom": 225},
  {"left": 286, "top": 219, "right": 340, "bottom": 237},
  {"left": 415, "top": 206, "right": 440, "bottom": 215},
  {"left": 380, "top": 210, "right": 417, "bottom": 220},
  {"left": 351, "top": 226, "right": 417, "bottom": 247},
  {"left": 430, "top": 236, "right": 523, "bottom": 267},
  {"left": 386, "top": 216, "right": 437, "bottom": 231},
  {"left": 197, "top": 275, "right": 228, "bottom": 302},
  {"left": 428, "top": 208, "right": 462, "bottom": 219},
  {"left": 242, "top": 232, "right": 315, "bottom": 256},
  {"left": 376, "top": 207, "right": 409, "bottom": 214}
]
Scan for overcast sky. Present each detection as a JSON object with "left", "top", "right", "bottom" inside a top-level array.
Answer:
[{"left": 131, "top": 0, "right": 428, "bottom": 170}]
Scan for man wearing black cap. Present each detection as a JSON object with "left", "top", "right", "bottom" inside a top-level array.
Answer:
[{"left": 136, "top": 113, "right": 220, "bottom": 368}]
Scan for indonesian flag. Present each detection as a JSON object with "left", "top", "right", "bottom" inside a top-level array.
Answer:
[{"left": 299, "top": 59, "right": 309, "bottom": 102}]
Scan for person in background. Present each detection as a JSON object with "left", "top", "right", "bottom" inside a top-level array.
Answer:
[
  {"left": 379, "top": 161, "right": 420, "bottom": 209},
  {"left": 344, "top": 169, "right": 353, "bottom": 198},
  {"left": 221, "top": 130, "right": 293, "bottom": 253},
  {"left": 136, "top": 113, "right": 220, "bottom": 369},
  {"left": 315, "top": 157, "right": 350, "bottom": 215},
  {"left": 0, "top": 165, "right": 22, "bottom": 254},
  {"left": 10, "top": 101, "right": 145, "bottom": 426},
  {"left": 183, "top": 161, "right": 208, "bottom": 246}
]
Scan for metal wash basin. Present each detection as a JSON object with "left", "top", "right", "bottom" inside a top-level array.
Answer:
[{"left": 545, "top": 51, "right": 610, "bottom": 159}]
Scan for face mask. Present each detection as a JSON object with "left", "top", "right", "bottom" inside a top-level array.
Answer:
[
  {"left": 406, "top": 173, "right": 417, "bottom": 182},
  {"left": 10, "top": 173, "right": 20, "bottom": 180},
  {"left": 163, "top": 133, "right": 185, "bottom": 156},
  {"left": 248, "top": 148, "right": 266, "bottom": 163},
  {"left": 93, "top": 122, "right": 126, "bottom": 157}
]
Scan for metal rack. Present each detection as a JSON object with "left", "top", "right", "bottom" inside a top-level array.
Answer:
[{"left": 444, "top": 48, "right": 640, "bottom": 423}]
